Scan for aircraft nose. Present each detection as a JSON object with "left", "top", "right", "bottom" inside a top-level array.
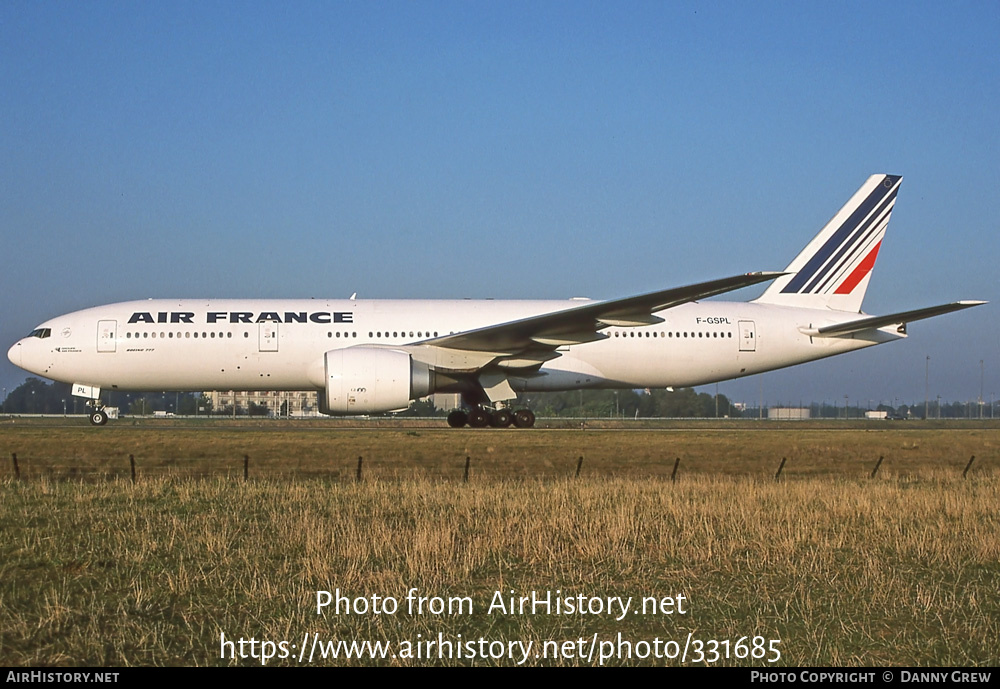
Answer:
[{"left": 7, "top": 341, "right": 21, "bottom": 368}]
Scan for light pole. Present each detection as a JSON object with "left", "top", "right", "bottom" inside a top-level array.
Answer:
[
  {"left": 980, "top": 360, "right": 985, "bottom": 419},
  {"left": 759, "top": 376, "right": 763, "bottom": 420},
  {"left": 925, "top": 356, "right": 930, "bottom": 420}
]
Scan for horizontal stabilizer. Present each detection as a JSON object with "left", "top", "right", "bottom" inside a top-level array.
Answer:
[{"left": 807, "top": 301, "right": 986, "bottom": 337}]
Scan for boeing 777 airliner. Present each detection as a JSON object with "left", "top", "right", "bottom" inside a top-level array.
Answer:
[{"left": 7, "top": 174, "right": 985, "bottom": 427}]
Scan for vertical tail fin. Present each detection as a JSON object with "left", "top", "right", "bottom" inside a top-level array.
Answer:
[{"left": 756, "top": 174, "right": 902, "bottom": 313}]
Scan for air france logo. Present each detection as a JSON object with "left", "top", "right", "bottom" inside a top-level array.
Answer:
[{"left": 128, "top": 311, "right": 354, "bottom": 324}]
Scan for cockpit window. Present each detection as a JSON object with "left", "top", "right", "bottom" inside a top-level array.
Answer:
[{"left": 28, "top": 328, "right": 51, "bottom": 339}]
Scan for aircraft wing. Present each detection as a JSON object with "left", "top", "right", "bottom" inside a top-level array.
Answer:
[
  {"left": 810, "top": 301, "right": 987, "bottom": 337},
  {"left": 423, "top": 272, "right": 784, "bottom": 356}
]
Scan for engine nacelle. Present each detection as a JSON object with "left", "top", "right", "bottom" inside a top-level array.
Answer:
[{"left": 319, "top": 347, "right": 434, "bottom": 415}]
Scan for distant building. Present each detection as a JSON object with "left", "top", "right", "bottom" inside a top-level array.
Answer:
[
  {"left": 205, "top": 390, "right": 318, "bottom": 417},
  {"left": 767, "top": 407, "right": 810, "bottom": 420},
  {"left": 431, "top": 393, "right": 461, "bottom": 411},
  {"left": 205, "top": 390, "right": 452, "bottom": 416}
]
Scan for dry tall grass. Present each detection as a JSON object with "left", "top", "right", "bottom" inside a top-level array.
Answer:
[{"left": 2, "top": 473, "right": 997, "bottom": 665}]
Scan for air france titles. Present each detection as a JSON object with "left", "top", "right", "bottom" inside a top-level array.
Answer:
[{"left": 128, "top": 311, "right": 353, "bottom": 325}]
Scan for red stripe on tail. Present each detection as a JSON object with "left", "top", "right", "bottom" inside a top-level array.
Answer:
[{"left": 834, "top": 241, "right": 882, "bottom": 295}]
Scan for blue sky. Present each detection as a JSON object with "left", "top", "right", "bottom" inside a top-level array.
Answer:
[{"left": 2, "top": 1, "right": 998, "bottom": 409}]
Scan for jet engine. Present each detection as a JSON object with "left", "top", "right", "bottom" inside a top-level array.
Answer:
[{"left": 319, "top": 347, "right": 434, "bottom": 415}]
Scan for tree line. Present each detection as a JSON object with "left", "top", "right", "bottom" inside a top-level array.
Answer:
[
  {"left": 2, "top": 377, "right": 994, "bottom": 419},
  {"left": 2, "top": 378, "right": 208, "bottom": 416}
]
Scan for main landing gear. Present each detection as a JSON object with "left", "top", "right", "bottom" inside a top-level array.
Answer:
[
  {"left": 87, "top": 401, "right": 109, "bottom": 426},
  {"left": 447, "top": 407, "right": 536, "bottom": 429}
]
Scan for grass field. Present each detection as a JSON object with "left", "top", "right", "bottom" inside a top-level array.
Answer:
[
  {"left": 1, "top": 419, "right": 998, "bottom": 666},
  {"left": 2, "top": 417, "right": 998, "bottom": 481}
]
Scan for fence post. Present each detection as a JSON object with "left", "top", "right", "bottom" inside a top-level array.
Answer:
[
  {"left": 356, "top": 456, "right": 363, "bottom": 482},
  {"left": 775, "top": 457, "right": 787, "bottom": 481},
  {"left": 963, "top": 455, "right": 975, "bottom": 479},
  {"left": 12, "top": 453, "right": 19, "bottom": 481},
  {"left": 244, "top": 454, "right": 249, "bottom": 482},
  {"left": 870, "top": 455, "right": 884, "bottom": 479},
  {"left": 671, "top": 457, "right": 680, "bottom": 483},
  {"left": 464, "top": 456, "right": 471, "bottom": 483},
  {"left": 575, "top": 456, "right": 583, "bottom": 478},
  {"left": 129, "top": 454, "right": 136, "bottom": 483}
]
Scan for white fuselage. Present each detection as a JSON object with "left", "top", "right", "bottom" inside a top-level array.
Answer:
[{"left": 7, "top": 297, "right": 900, "bottom": 397}]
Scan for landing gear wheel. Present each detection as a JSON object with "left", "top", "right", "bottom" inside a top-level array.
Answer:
[
  {"left": 490, "top": 409, "right": 513, "bottom": 428},
  {"left": 89, "top": 409, "right": 109, "bottom": 426},
  {"left": 513, "top": 409, "right": 535, "bottom": 428},
  {"left": 447, "top": 410, "right": 468, "bottom": 428},
  {"left": 467, "top": 408, "right": 490, "bottom": 428}
]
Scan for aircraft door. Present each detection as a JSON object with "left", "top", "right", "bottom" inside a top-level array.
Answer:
[
  {"left": 97, "top": 320, "right": 117, "bottom": 353},
  {"left": 259, "top": 322, "right": 279, "bottom": 352},
  {"left": 738, "top": 320, "right": 756, "bottom": 352}
]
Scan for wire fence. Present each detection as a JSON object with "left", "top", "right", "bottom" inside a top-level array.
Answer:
[{"left": 4, "top": 451, "right": 986, "bottom": 484}]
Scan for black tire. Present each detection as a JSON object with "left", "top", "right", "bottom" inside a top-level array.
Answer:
[
  {"left": 447, "top": 410, "right": 468, "bottom": 428},
  {"left": 467, "top": 408, "right": 490, "bottom": 428},
  {"left": 89, "top": 409, "right": 109, "bottom": 426},
  {"left": 513, "top": 409, "right": 535, "bottom": 428},
  {"left": 490, "top": 409, "right": 513, "bottom": 428}
]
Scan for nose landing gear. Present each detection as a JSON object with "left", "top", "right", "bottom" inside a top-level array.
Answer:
[{"left": 86, "top": 400, "right": 109, "bottom": 426}]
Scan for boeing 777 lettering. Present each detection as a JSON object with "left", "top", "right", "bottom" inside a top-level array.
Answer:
[{"left": 7, "top": 174, "right": 985, "bottom": 427}]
